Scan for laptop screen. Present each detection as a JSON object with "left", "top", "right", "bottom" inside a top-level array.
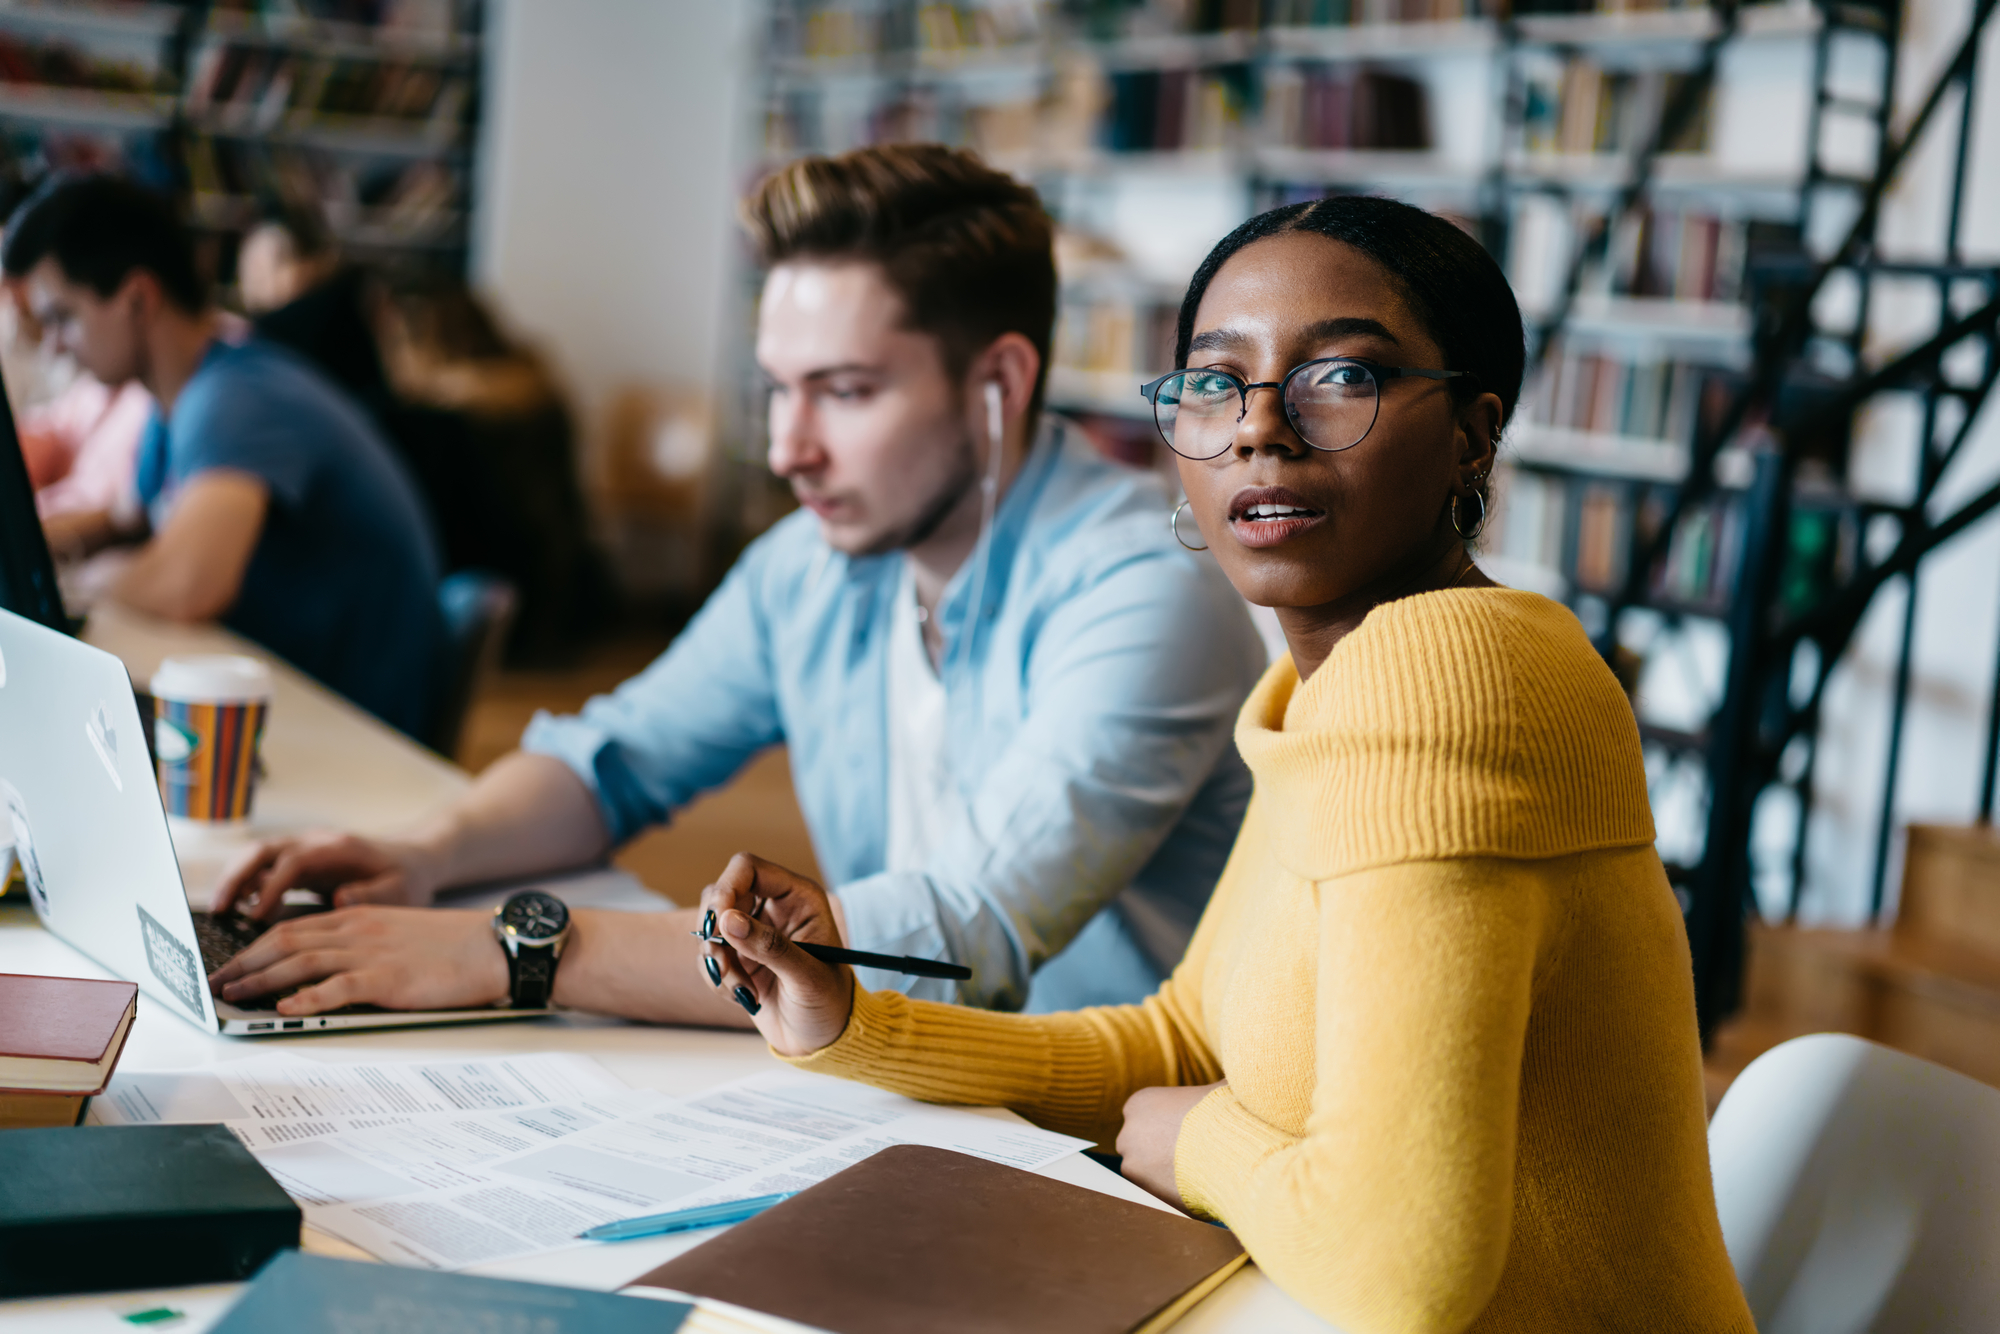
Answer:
[{"left": 0, "top": 358, "right": 65, "bottom": 632}]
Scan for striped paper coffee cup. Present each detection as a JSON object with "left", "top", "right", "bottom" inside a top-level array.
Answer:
[{"left": 151, "top": 656, "right": 271, "bottom": 822}]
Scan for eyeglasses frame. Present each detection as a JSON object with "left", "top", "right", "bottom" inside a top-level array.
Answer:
[{"left": 1138, "top": 357, "right": 1475, "bottom": 458}]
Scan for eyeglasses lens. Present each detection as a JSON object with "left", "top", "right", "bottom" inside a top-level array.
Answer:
[
  {"left": 1284, "top": 360, "right": 1379, "bottom": 454},
  {"left": 1151, "top": 361, "right": 1379, "bottom": 459},
  {"left": 1152, "top": 370, "right": 1241, "bottom": 460}
]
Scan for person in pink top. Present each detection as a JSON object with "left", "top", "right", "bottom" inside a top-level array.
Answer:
[
  {"left": 2, "top": 271, "right": 155, "bottom": 551},
  {"left": 25, "top": 374, "right": 152, "bottom": 528}
]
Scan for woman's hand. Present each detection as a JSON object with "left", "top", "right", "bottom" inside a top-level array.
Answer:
[
  {"left": 697, "top": 853, "right": 856, "bottom": 1058},
  {"left": 207, "top": 906, "right": 507, "bottom": 1015},
  {"left": 1116, "top": 1080, "right": 1227, "bottom": 1208}
]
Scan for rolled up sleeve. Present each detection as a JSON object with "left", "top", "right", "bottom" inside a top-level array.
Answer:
[{"left": 522, "top": 541, "right": 785, "bottom": 845}]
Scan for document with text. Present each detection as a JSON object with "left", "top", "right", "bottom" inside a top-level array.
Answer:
[
  {"left": 89, "top": 1050, "right": 628, "bottom": 1145},
  {"left": 267, "top": 1070, "right": 1093, "bottom": 1269}
]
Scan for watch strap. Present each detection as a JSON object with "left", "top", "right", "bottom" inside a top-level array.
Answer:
[{"left": 507, "top": 946, "right": 557, "bottom": 1009}]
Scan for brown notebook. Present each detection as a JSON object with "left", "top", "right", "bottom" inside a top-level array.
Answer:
[
  {"left": 0, "top": 973, "right": 139, "bottom": 1128},
  {"left": 627, "top": 1144, "right": 1249, "bottom": 1334}
]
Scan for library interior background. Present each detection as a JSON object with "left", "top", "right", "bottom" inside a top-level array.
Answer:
[{"left": 12, "top": 0, "right": 2000, "bottom": 1088}]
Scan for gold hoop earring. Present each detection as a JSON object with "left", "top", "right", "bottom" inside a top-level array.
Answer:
[
  {"left": 1171, "top": 500, "right": 1209, "bottom": 552},
  {"left": 1450, "top": 489, "right": 1487, "bottom": 541}
]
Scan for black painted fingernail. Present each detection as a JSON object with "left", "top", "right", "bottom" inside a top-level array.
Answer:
[
  {"left": 732, "top": 985, "right": 760, "bottom": 1016},
  {"left": 703, "top": 956, "right": 722, "bottom": 988},
  {"left": 700, "top": 909, "right": 717, "bottom": 940}
]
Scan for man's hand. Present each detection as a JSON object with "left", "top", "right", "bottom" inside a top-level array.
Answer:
[
  {"left": 215, "top": 832, "right": 443, "bottom": 921},
  {"left": 42, "top": 508, "right": 121, "bottom": 563},
  {"left": 1115, "top": 1081, "right": 1226, "bottom": 1208},
  {"left": 207, "top": 906, "right": 507, "bottom": 1016},
  {"left": 697, "top": 853, "right": 856, "bottom": 1058}
]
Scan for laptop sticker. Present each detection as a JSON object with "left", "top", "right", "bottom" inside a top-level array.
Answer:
[
  {"left": 87, "top": 700, "right": 125, "bottom": 792},
  {"left": 1, "top": 780, "right": 48, "bottom": 920},
  {"left": 136, "top": 903, "right": 205, "bottom": 1019}
]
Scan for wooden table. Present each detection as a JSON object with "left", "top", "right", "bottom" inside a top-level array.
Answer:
[{"left": 0, "top": 605, "right": 1329, "bottom": 1333}]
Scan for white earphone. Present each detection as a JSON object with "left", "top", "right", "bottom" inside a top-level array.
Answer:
[
  {"left": 959, "top": 380, "right": 1008, "bottom": 664},
  {"left": 984, "top": 380, "right": 1004, "bottom": 466}
]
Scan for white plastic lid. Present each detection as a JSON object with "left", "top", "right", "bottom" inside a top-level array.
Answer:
[{"left": 151, "top": 654, "right": 273, "bottom": 704}]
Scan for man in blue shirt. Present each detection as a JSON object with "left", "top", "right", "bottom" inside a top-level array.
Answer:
[
  {"left": 208, "top": 146, "right": 1267, "bottom": 1023},
  {"left": 8, "top": 176, "right": 442, "bottom": 738}
]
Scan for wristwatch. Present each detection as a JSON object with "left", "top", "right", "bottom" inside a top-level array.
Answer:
[{"left": 492, "top": 891, "right": 571, "bottom": 1009}]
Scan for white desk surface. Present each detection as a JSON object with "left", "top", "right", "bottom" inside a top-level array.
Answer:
[{"left": 0, "top": 606, "right": 1328, "bottom": 1334}]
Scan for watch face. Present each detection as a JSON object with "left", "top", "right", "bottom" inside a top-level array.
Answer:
[{"left": 501, "top": 892, "right": 569, "bottom": 941}]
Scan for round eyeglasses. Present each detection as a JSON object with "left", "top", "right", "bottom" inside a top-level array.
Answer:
[{"left": 1138, "top": 358, "right": 1473, "bottom": 460}]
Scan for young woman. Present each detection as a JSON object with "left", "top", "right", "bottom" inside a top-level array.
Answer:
[{"left": 697, "top": 197, "right": 1754, "bottom": 1333}]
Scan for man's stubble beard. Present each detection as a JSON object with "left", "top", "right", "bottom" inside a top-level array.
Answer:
[{"left": 840, "top": 426, "right": 982, "bottom": 559}]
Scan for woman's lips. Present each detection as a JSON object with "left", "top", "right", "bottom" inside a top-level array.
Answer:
[
  {"left": 1231, "top": 508, "right": 1327, "bottom": 548},
  {"left": 1227, "top": 487, "right": 1326, "bottom": 549}
]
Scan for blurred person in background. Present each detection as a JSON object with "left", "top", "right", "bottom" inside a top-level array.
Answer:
[
  {"left": 2, "top": 272, "right": 152, "bottom": 528},
  {"left": 3, "top": 175, "right": 444, "bottom": 739},
  {"left": 238, "top": 203, "right": 396, "bottom": 421},
  {"left": 237, "top": 204, "right": 608, "bottom": 663},
  {"left": 376, "top": 279, "right": 610, "bottom": 665},
  {"left": 206, "top": 144, "right": 1266, "bottom": 1028}
]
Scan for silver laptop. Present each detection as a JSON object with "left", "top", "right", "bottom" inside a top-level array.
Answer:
[{"left": 0, "top": 606, "right": 548, "bottom": 1036}]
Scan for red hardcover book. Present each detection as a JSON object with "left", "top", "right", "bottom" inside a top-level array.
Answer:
[{"left": 0, "top": 973, "right": 138, "bottom": 1128}]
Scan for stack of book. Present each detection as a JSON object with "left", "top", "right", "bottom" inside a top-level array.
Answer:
[{"left": 0, "top": 973, "right": 138, "bottom": 1129}]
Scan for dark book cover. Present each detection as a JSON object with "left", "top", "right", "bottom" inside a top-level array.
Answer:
[
  {"left": 213, "top": 1252, "right": 692, "bottom": 1334},
  {"left": 632, "top": 1144, "right": 1246, "bottom": 1334},
  {"left": 0, "top": 1123, "right": 300, "bottom": 1298}
]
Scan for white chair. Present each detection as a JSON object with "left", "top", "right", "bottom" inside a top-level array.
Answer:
[{"left": 1709, "top": 1033, "right": 2000, "bottom": 1333}]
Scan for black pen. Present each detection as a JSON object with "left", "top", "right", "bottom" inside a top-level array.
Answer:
[{"left": 693, "top": 911, "right": 971, "bottom": 981}]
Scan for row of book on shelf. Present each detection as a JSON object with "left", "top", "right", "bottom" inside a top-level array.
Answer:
[
  {"left": 1052, "top": 286, "right": 1180, "bottom": 385},
  {"left": 1267, "top": 0, "right": 1492, "bottom": 23},
  {"left": 1492, "top": 467, "right": 1851, "bottom": 620},
  {"left": 1491, "top": 468, "right": 1745, "bottom": 606},
  {"left": 184, "top": 137, "right": 460, "bottom": 239},
  {"left": 0, "top": 34, "right": 157, "bottom": 97},
  {"left": 768, "top": 57, "right": 1435, "bottom": 159},
  {"left": 769, "top": 0, "right": 1045, "bottom": 59},
  {"left": 1518, "top": 54, "right": 1712, "bottom": 156},
  {"left": 1258, "top": 65, "right": 1431, "bottom": 150},
  {"left": 187, "top": 43, "right": 470, "bottom": 131},
  {"left": 1101, "top": 61, "right": 1438, "bottom": 153},
  {"left": 1509, "top": 197, "right": 1802, "bottom": 317},
  {"left": 1525, "top": 348, "right": 1724, "bottom": 443},
  {"left": 768, "top": 41, "right": 1731, "bottom": 167},
  {"left": 770, "top": 0, "right": 1702, "bottom": 57}
]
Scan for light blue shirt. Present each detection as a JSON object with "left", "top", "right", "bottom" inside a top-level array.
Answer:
[{"left": 523, "top": 421, "right": 1265, "bottom": 1008}]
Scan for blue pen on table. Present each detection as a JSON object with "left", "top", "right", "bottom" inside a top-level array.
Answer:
[{"left": 578, "top": 1191, "right": 797, "bottom": 1242}]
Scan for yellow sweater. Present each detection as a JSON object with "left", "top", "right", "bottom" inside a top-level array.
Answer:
[{"left": 793, "top": 588, "right": 1754, "bottom": 1333}]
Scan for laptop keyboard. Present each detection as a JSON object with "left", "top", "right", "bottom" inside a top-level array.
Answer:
[
  {"left": 193, "top": 911, "right": 313, "bottom": 1008},
  {"left": 193, "top": 910, "right": 265, "bottom": 975}
]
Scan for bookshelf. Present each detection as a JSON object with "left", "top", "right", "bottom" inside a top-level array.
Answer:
[
  {"left": 0, "top": 0, "right": 480, "bottom": 284},
  {"left": 743, "top": 0, "right": 2000, "bottom": 1042},
  {"left": 741, "top": 3, "right": 1831, "bottom": 650},
  {"left": 747, "top": 1, "right": 1826, "bottom": 432}
]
